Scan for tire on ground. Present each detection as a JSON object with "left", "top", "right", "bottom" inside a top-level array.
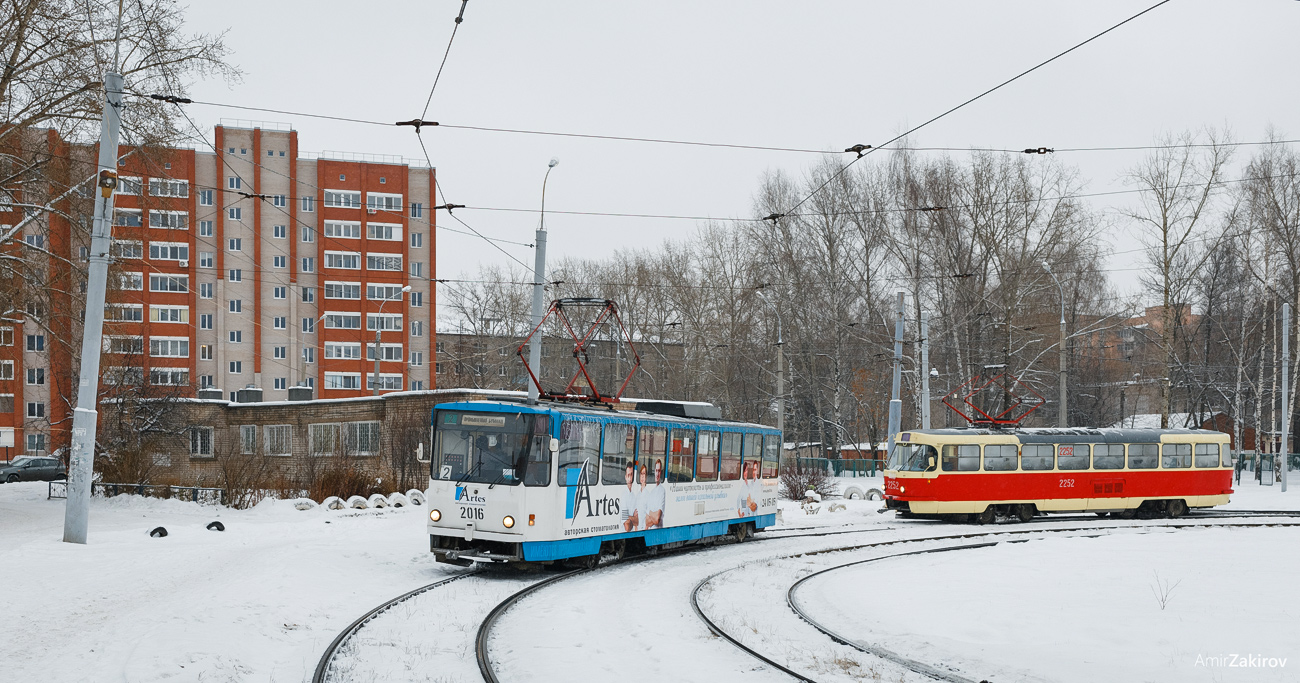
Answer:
[
  {"left": 292, "top": 498, "right": 318, "bottom": 511},
  {"left": 842, "top": 485, "right": 864, "bottom": 500},
  {"left": 866, "top": 488, "right": 884, "bottom": 501},
  {"left": 367, "top": 494, "right": 389, "bottom": 508},
  {"left": 387, "top": 492, "right": 410, "bottom": 508},
  {"left": 148, "top": 526, "right": 168, "bottom": 538},
  {"left": 406, "top": 489, "right": 426, "bottom": 505},
  {"left": 206, "top": 521, "right": 225, "bottom": 531},
  {"left": 321, "top": 496, "right": 346, "bottom": 510},
  {"left": 346, "top": 495, "right": 369, "bottom": 509}
]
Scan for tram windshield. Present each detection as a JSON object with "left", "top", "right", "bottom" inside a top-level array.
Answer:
[
  {"left": 889, "top": 444, "right": 938, "bottom": 472},
  {"left": 432, "top": 411, "right": 551, "bottom": 486}
]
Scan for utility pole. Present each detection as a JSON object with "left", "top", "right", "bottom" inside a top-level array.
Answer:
[
  {"left": 920, "top": 311, "right": 931, "bottom": 430},
  {"left": 63, "top": 70, "right": 125, "bottom": 544},
  {"left": 756, "top": 289, "right": 785, "bottom": 434},
  {"left": 885, "top": 292, "right": 905, "bottom": 465},
  {"left": 528, "top": 158, "right": 558, "bottom": 403},
  {"left": 1043, "top": 261, "right": 1067, "bottom": 427},
  {"left": 1282, "top": 303, "right": 1290, "bottom": 492}
]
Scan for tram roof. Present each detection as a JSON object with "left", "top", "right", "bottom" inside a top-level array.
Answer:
[
  {"left": 903, "top": 426, "right": 1226, "bottom": 443},
  {"left": 433, "top": 399, "right": 779, "bottom": 432}
]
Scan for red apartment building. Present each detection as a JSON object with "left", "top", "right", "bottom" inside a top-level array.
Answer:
[{"left": 0, "top": 122, "right": 439, "bottom": 458}]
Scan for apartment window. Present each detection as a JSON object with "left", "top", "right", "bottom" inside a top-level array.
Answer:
[
  {"left": 323, "top": 190, "right": 361, "bottom": 208},
  {"left": 199, "top": 252, "right": 214, "bottom": 268},
  {"left": 25, "top": 303, "right": 43, "bottom": 319},
  {"left": 274, "top": 255, "right": 287, "bottom": 269},
  {"left": 302, "top": 347, "right": 315, "bottom": 364},
  {"left": 324, "top": 221, "right": 361, "bottom": 239},
  {"left": 301, "top": 286, "right": 315, "bottom": 303},
  {"left": 367, "top": 223, "right": 401, "bottom": 241},
  {"left": 366, "top": 313, "right": 402, "bottom": 331},
  {"left": 346, "top": 421, "right": 382, "bottom": 454},
  {"left": 325, "top": 313, "right": 362, "bottom": 329},
  {"left": 0, "top": 361, "right": 13, "bottom": 380},
  {"left": 119, "top": 176, "right": 142, "bottom": 195},
  {"left": 27, "top": 402, "right": 44, "bottom": 418},
  {"left": 27, "top": 334, "right": 45, "bottom": 351},
  {"left": 149, "top": 211, "right": 188, "bottom": 230},
  {"left": 0, "top": 328, "right": 10, "bottom": 347},
  {"left": 240, "top": 148, "right": 247, "bottom": 155},
  {"left": 229, "top": 269, "right": 243, "bottom": 282},
  {"left": 228, "top": 176, "right": 242, "bottom": 190},
  {"left": 199, "top": 282, "right": 213, "bottom": 299},
  {"left": 302, "top": 318, "right": 315, "bottom": 333},
  {"left": 435, "top": 362, "right": 443, "bottom": 374},
  {"left": 119, "top": 272, "right": 144, "bottom": 290},
  {"left": 410, "top": 292, "right": 423, "bottom": 307},
  {"left": 228, "top": 238, "right": 242, "bottom": 252},
  {"left": 200, "top": 314, "right": 213, "bottom": 330},
  {"left": 25, "top": 234, "right": 45, "bottom": 249},
  {"left": 199, "top": 375, "right": 213, "bottom": 388},
  {"left": 272, "top": 346, "right": 286, "bottom": 360},
  {"left": 112, "top": 240, "right": 143, "bottom": 259},
  {"left": 325, "top": 282, "right": 361, "bottom": 299},
  {"left": 240, "top": 425, "right": 257, "bottom": 454},
  {"left": 229, "top": 300, "right": 242, "bottom": 313},
  {"left": 189, "top": 427, "right": 213, "bottom": 457},
  {"left": 366, "top": 193, "right": 403, "bottom": 212},
  {"left": 79, "top": 246, "right": 89, "bottom": 260},
  {"left": 301, "top": 196, "right": 315, "bottom": 212},
  {"left": 229, "top": 330, "right": 243, "bottom": 343},
  {"left": 199, "top": 189, "right": 214, "bottom": 206},
  {"left": 272, "top": 225, "right": 287, "bottom": 239},
  {"left": 149, "top": 178, "right": 188, "bottom": 197},
  {"left": 411, "top": 203, "right": 423, "bottom": 218},
  {"left": 267, "top": 150, "right": 274, "bottom": 157},
  {"left": 265, "top": 425, "right": 292, "bottom": 456},
  {"left": 366, "top": 284, "right": 404, "bottom": 301},
  {"left": 149, "top": 274, "right": 188, "bottom": 292},
  {"left": 105, "top": 304, "right": 143, "bottom": 322},
  {"left": 228, "top": 207, "right": 242, "bottom": 220},
  {"left": 113, "top": 210, "right": 142, "bottom": 227},
  {"left": 411, "top": 262, "right": 423, "bottom": 278},
  {"left": 411, "top": 232, "right": 423, "bottom": 248},
  {"left": 149, "top": 242, "right": 189, "bottom": 261},
  {"left": 411, "top": 321, "right": 423, "bottom": 337},
  {"left": 149, "top": 305, "right": 189, "bottom": 323},
  {"left": 325, "top": 342, "right": 362, "bottom": 359},
  {"left": 199, "top": 220, "right": 213, "bottom": 237},
  {"left": 200, "top": 344, "right": 213, "bottom": 360},
  {"left": 410, "top": 351, "right": 423, "bottom": 367},
  {"left": 27, "top": 433, "right": 46, "bottom": 453},
  {"left": 324, "top": 372, "right": 362, "bottom": 390},
  {"left": 274, "top": 316, "right": 286, "bottom": 329},
  {"left": 229, "top": 360, "right": 243, "bottom": 374},
  {"left": 366, "top": 254, "right": 402, "bottom": 271},
  {"left": 411, "top": 380, "right": 424, "bottom": 391},
  {"left": 272, "top": 195, "right": 287, "bottom": 207},
  {"left": 150, "top": 369, "right": 189, "bottom": 386},
  {"left": 301, "top": 257, "right": 316, "bottom": 272},
  {"left": 106, "top": 366, "right": 143, "bottom": 385},
  {"left": 366, "top": 343, "right": 403, "bottom": 361},
  {"left": 150, "top": 337, "right": 189, "bottom": 357},
  {"left": 301, "top": 226, "right": 315, "bottom": 242},
  {"left": 369, "top": 375, "right": 402, "bottom": 391},
  {"left": 325, "top": 251, "right": 360, "bottom": 269}
]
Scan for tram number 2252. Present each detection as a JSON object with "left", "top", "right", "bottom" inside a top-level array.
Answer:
[
  {"left": 1058, "top": 478, "right": 1075, "bottom": 488},
  {"left": 459, "top": 506, "right": 485, "bottom": 520}
]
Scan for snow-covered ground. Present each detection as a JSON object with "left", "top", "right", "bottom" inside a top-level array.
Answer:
[{"left": 1, "top": 478, "right": 1296, "bottom": 682}]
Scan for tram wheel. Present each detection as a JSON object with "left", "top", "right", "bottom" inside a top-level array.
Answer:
[
  {"left": 1166, "top": 499, "right": 1187, "bottom": 518},
  {"left": 732, "top": 522, "right": 750, "bottom": 543},
  {"left": 974, "top": 507, "right": 996, "bottom": 525},
  {"left": 1015, "top": 504, "right": 1035, "bottom": 523},
  {"left": 602, "top": 539, "right": 627, "bottom": 563},
  {"left": 1117, "top": 508, "right": 1137, "bottom": 520}
]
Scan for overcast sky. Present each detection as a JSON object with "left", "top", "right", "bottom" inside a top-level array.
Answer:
[{"left": 183, "top": 0, "right": 1298, "bottom": 306}]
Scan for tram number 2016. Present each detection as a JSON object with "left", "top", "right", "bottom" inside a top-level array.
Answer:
[
  {"left": 1059, "top": 479, "right": 1075, "bottom": 488},
  {"left": 459, "top": 506, "right": 485, "bottom": 520}
]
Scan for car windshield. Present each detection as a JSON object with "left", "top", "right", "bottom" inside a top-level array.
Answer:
[
  {"left": 889, "top": 444, "right": 936, "bottom": 472},
  {"left": 8, "top": 456, "right": 35, "bottom": 467},
  {"left": 432, "top": 411, "right": 550, "bottom": 486}
]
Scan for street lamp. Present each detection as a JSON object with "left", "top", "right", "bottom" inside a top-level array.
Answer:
[
  {"left": 1042, "top": 260, "right": 1067, "bottom": 427},
  {"left": 528, "top": 158, "right": 559, "bottom": 403},
  {"left": 755, "top": 289, "right": 785, "bottom": 435},
  {"left": 373, "top": 284, "right": 412, "bottom": 395}
]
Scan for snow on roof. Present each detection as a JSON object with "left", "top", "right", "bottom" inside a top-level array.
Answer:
[
  {"left": 1108, "top": 413, "right": 1197, "bottom": 429},
  {"left": 841, "top": 442, "right": 888, "bottom": 451}
]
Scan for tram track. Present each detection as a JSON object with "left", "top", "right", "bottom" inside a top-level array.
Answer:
[{"left": 694, "top": 515, "right": 1300, "bottom": 683}]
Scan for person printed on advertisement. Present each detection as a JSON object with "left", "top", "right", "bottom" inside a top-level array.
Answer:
[
  {"left": 621, "top": 461, "right": 640, "bottom": 532},
  {"left": 633, "top": 464, "right": 652, "bottom": 530},
  {"left": 736, "top": 460, "right": 752, "bottom": 517},
  {"left": 745, "top": 462, "right": 759, "bottom": 514},
  {"left": 645, "top": 459, "right": 666, "bottom": 528}
]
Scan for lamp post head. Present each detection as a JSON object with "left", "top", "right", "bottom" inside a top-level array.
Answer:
[
  {"left": 1041, "top": 260, "right": 1051, "bottom": 273},
  {"left": 548, "top": 158, "right": 559, "bottom": 168},
  {"left": 401, "top": 285, "right": 412, "bottom": 293}
]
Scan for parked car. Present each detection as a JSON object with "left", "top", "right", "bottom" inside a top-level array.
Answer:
[{"left": 0, "top": 456, "right": 66, "bottom": 483}]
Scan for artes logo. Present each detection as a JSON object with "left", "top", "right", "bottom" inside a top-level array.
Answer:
[
  {"left": 565, "top": 459, "right": 619, "bottom": 523},
  {"left": 455, "top": 487, "right": 485, "bottom": 505}
]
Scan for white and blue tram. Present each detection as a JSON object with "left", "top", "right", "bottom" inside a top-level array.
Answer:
[{"left": 426, "top": 399, "right": 783, "bottom": 566}]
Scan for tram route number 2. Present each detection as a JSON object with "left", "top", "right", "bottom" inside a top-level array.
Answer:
[
  {"left": 459, "top": 506, "right": 485, "bottom": 520},
  {"left": 1059, "top": 478, "right": 1075, "bottom": 488}
]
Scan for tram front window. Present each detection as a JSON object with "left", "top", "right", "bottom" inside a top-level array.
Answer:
[
  {"left": 432, "top": 411, "right": 551, "bottom": 486},
  {"left": 890, "top": 444, "right": 938, "bottom": 471}
]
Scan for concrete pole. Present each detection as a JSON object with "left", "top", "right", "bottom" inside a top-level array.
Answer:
[
  {"left": 920, "top": 311, "right": 931, "bottom": 430},
  {"left": 885, "top": 292, "right": 905, "bottom": 465},
  {"left": 775, "top": 311, "right": 785, "bottom": 436},
  {"left": 1282, "top": 303, "right": 1289, "bottom": 492},
  {"left": 64, "top": 71, "right": 124, "bottom": 544},
  {"left": 528, "top": 160, "right": 557, "bottom": 403},
  {"left": 1043, "top": 261, "right": 1067, "bottom": 427}
]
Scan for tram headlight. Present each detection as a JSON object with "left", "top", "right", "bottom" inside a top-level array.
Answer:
[
  {"left": 502, "top": 515, "right": 515, "bottom": 529},
  {"left": 900, "top": 486, "right": 905, "bottom": 494},
  {"left": 429, "top": 509, "right": 441, "bottom": 522}
]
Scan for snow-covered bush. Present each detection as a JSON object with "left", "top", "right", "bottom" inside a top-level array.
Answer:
[{"left": 779, "top": 460, "right": 839, "bottom": 500}]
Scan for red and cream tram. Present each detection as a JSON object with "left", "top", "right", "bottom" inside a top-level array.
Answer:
[{"left": 883, "top": 427, "right": 1233, "bottom": 522}]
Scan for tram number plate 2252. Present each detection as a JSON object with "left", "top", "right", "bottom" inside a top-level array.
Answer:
[
  {"left": 459, "top": 506, "right": 485, "bottom": 520},
  {"left": 1058, "top": 478, "right": 1075, "bottom": 488}
]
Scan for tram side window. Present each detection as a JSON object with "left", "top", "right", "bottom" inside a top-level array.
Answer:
[
  {"left": 941, "top": 444, "right": 980, "bottom": 471},
  {"left": 1056, "top": 444, "right": 1089, "bottom": 470},
  {"left": 719, "top": 432, "right": 742, "bottom": 481},
  {"left": 1128, "top": 443, "right": 1159, "bottom": 469},
  {"left": 1194, "top": 443, "right": 1221, "bottom": 468},
  {"left": 697, "top": 431, "right": 720, "bottom": 482},
  {"left": 668, "top": 428, "right": 696, "bottom": 482},
  {"left": 1221, "top": 444, "right": 1233, "bottom": 468},
  {"left": 640, "top": 425, "right": 668, "bottom": 485},
  {"left": 1162, "top": 443, "right": 1192, "bottom": 468},
  {"left": 983, "top": 444, "right": 1018, "bottom": 471},
  {"left": 762, "top": 435, "right": 780, "bottom": 478},
  {"left": 524, "top": 416, "right": 552, "bottom": 486},
  {"left": 743, "top": 433, "right": 763, "bottom": 474},
  {"left": 601, "top": 423, "right": 636, "bottom": 486},
  {"left": 558, "top": 420, "right": 601, "bottom": 486},
  {"left": 1093, "top": 444, "right": 1125, "bottom": 470},
  {"left": 1021, "top": 444, "right": 1054, "bottom": 470}
]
